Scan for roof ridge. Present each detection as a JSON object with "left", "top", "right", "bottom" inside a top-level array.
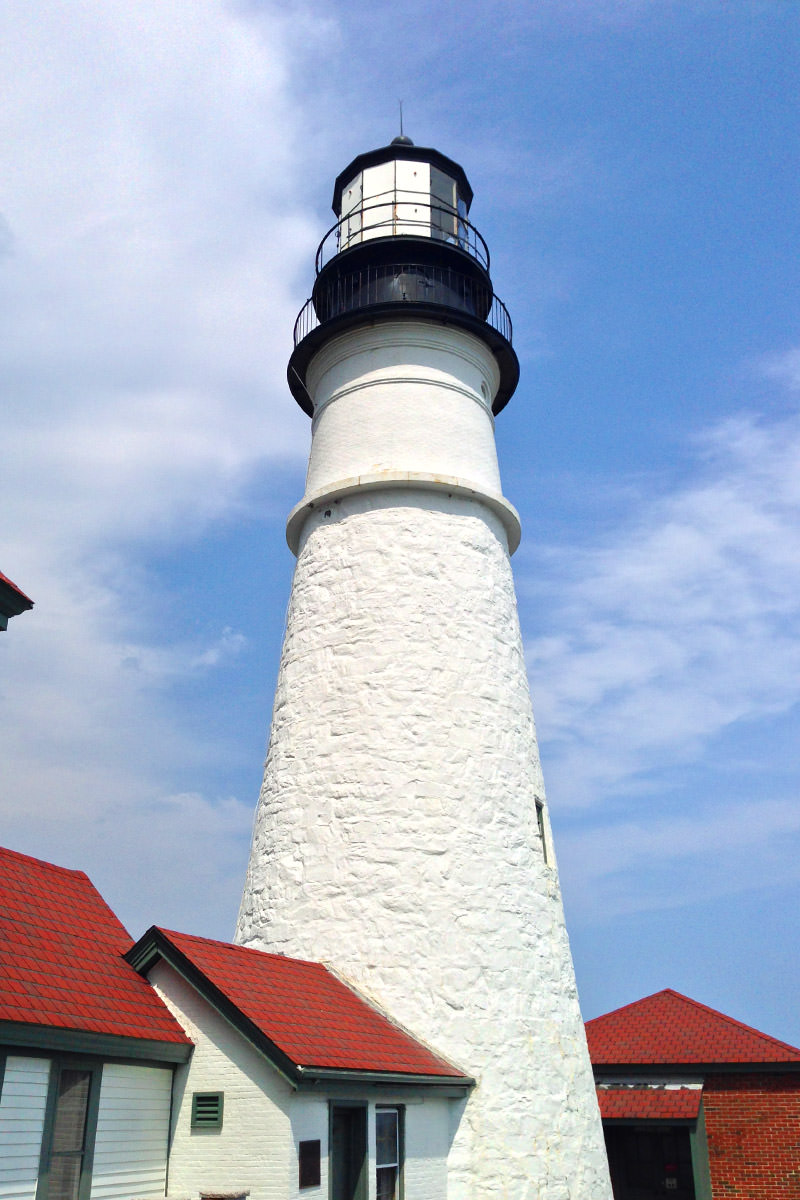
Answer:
[
  {"left": 586, "top": 987, "right": 672, "bottom": 1025},
  {"left": 662, "top": 988, "right": 800, "bottom": 1056},
  {"left": 0, "top": 845, "right": 90, "bottom": 880},
  {"left": 159, "top": 927, "right": 327, "bottom": 970}
]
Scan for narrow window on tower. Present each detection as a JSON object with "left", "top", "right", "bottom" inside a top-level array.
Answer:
[
  {"left": 375, "top": 1106, "right": 402, "bottom": 1200},
  {"left": 535, "top": 800, "right": 549, "bottom": 864}
]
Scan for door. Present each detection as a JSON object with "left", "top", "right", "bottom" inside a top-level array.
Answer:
[
  {"left": 604, "top": 1125, "right": 696, "bottom": 1199},
  {"left": 330, "top": 1105, "right": 367, "bottom": 1200}
]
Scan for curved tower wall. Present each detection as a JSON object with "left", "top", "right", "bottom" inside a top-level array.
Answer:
[{"left": 237, "top": 144, "right": 612, "bottom": 1199}]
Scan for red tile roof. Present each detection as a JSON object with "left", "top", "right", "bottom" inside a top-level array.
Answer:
[
  {"left": 586, "top": 989, "right": 800, "bottom": 1066},
  {"left": 597, "top": 1086, "right": 702, "bottom": 1121},
  {"left": 0, "top": 847, "right": 190, "bottom": 1046},
  {"left": 143, "top": 928, "right": 468, "bottom": 1080}
]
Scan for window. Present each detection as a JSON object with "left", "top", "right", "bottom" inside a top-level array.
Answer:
[
  {"left": 535, "top": 800, "right": 548, "bottom": 864},
  {"left": 36, "top": 1061, "right": 101, "bottom": 1200},
  {"left": 430, "top": 166, "right": 458, "bottom": 242},
  {"left": 299, "top": 1139, "right": 321, "bottom": 1189},
  {"left": 376, "top": 1107, "right": 402, "bottom": 1200},
  {"left": 191, "top": 1091, "right": 224, "bottom": 1130}
]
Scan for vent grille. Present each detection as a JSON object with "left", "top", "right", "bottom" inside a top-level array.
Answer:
[{"left": 191, "top": 1091, "right": 224, "bottom": 1129}]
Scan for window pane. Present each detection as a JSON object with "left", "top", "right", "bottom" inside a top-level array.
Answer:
[
  {"left": 430, "top": 166, "right": 457, "bottom": 239},
  {"left": 51, "top": 1070, "right": 90, "bottom": 1153},
  {"left": 376, "top": 1165, "right": 397, "bottom": 1200},
  {"left": 47, "top": 1154, "right": 83, "bottom": 1200},
  {"left": 376, "top": 1109, "right": 398, "bottom": 1167}
]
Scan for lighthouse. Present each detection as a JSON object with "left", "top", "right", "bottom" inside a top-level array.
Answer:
[{"left": 236, "top": 138, "right": 611, "bottom": 1199}]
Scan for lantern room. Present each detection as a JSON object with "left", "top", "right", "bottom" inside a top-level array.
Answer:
[
  {"left": 288, "top": 137, "right": 519, "bottom": 418},
  {"left": 331, "top": 136, "right": 474, "bottom": 258}
]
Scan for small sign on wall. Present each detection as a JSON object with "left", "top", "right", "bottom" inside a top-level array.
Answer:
[{"left": 299, "top": 1139, "right": 321, "bottom": 1189}]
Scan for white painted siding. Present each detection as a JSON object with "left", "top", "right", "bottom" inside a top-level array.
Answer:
[
  {"left": 90, "top": 1063, "right": 172, "bottom": 1200},
  {"left": 0, "top": 1056, "right": 50, "bottom": 1200}
]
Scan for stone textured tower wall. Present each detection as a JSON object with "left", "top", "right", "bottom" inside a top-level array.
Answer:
[{"left": 237, "top": 319, "right": 611, "bottom": 1198}]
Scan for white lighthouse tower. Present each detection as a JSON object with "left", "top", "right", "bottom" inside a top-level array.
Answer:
[{"left": 237, "top": 138, "right": 611, "bottom": 1199}]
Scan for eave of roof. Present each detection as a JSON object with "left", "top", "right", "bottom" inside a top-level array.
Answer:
[
  {"left": 127, "top": 927, "right": 473, "bottom": 1092},
  {"left": 596, "top": 1085, "right": 702, "bottom": 1122},
  {"left": 0, "top": 571, "right": 34, "bottom": 621},
  {"left": 0, "top": 1019, "right": 191, "bottom": 1063}
]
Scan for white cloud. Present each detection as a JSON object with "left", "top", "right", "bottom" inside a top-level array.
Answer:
[
  {"left": 516, "top": 380, "right": 800, "bottom": 917},
  {"left": 0, "top": 0, "right": 333, "bottom": 937},
  {"left": 559, "top": 794, "right": 800, "bottom": 917},
  {"left": 523, "top": 403, "right": 800, "bottom": 807}
]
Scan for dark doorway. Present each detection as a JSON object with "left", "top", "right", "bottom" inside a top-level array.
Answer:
[
  {"left": 604, "top": 1125, "right": 696, "bottom": 1199},
  {"left": 330, "top": 1105, "right": 367, "bottom": 1200}
]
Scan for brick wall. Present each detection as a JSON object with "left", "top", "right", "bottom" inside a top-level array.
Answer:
[{"left": 703, "top": 1072, "right": 800, "bottom": 1198}]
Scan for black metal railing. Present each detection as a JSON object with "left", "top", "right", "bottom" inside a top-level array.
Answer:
[
  {"left": 293, "top": 261, "right": 513, "bottom": 347},
  {"left": 315, "top": 201, "right": 490, "bottom": 273}
]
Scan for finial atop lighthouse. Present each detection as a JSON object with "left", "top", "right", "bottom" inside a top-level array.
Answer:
[{"left": 391, "top": 99, "right": 412, "bottom": 145}]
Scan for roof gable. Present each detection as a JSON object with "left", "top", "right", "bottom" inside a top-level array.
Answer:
[
  {"left": 129, "top": 927, "right": 470, "bottom": 1086},
  {"left": 586, "top": 989, "right": 800, "bottom": 1066},
  {"left": 0, "top": 847, "right": 191, "bottom": 1052}
]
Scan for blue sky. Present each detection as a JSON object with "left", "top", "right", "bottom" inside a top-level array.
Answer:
[{"left": 3, "top": 1, "right": 800, "bottom": 1044}]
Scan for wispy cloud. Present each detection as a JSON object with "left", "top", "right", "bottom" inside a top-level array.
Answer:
[
  {"left": 518, "top": 373, "right": 800, "bottom": 915},
  {"left": 524, "top": 402, "right": 800, "bottom": 802}
]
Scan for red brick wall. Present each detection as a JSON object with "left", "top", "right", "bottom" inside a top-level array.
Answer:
[{"left": 702, "top": 1072, "right": 800, "bottom": 1198}]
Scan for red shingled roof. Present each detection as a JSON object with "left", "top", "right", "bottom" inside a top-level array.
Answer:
[
  {"left": 586, "top": 989, "right": 800, "bottom": 1066},
  {"left": 597, "top": 1086, "right": 702, "bottom": 1121},
  {"left": 145, "top": 927, "right": 468, "bottom": 1079},
  {"left": 0, "top": 847, "right": 190, "bottom": 1046}
]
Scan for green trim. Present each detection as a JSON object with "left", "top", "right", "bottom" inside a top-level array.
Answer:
[
  {"left": 299, "top": 1075, "right": 474, "bottom": 1094},
  {"left": 690, "top": 1101, "right": 713, "bottom": 1200},
  {"left": 0, "top": 1051, "right": 6, "bottom": 1103},
  {"left": 0, "top": 1021, "right": 190, "bottom": 1063},
  {"left": 299, "top": 1065, "right": 473, "bottom": 1091}
]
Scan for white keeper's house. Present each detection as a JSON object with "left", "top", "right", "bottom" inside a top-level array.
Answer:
[
  {"left": 0, "top": 846, "right": 470, "bottom": 1200},
  {"left": 2, "top": 137, "right": 612, "bottom": 1200}
]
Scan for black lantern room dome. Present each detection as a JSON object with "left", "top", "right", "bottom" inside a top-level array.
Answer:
[{"left": 288, "top": 141, "right": 519, "bottom": 416}]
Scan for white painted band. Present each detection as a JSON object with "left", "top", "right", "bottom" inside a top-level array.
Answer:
[{"left": 286, "top": 471, "right": 521, "bottom": 556}]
